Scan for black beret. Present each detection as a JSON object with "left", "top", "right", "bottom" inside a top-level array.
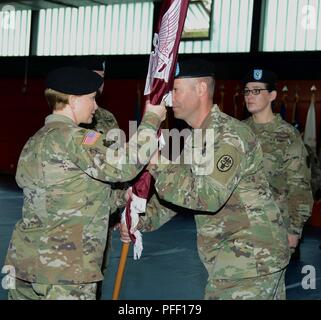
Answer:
[
  {"left": 175, "top": 58, "right": 215, "bottom": 79},
  {"left": 45, "top": 67, "right": 104, "bottom": 95},
  {"left": 242, "top": 69, "right": 277, "bottom": 91},
  {"left": 72, "top": 55, "right": 106, "bottom": 72}
]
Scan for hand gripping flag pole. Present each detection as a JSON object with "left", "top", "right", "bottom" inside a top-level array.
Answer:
[{"left": 112, "top": 0, "right": 189, "bottom": 300}]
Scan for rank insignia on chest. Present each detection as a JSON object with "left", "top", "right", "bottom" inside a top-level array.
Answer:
[{"left": 82, "top": 131, "right": 101, "bottom": 146}]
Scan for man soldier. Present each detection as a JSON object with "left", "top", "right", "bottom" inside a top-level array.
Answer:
[{"left": 121, "top": 59, "right": 290, "bottom": 300}]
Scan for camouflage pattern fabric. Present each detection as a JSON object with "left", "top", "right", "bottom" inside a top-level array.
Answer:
[
  {"left": 80, "top": 105, "right": 121, "bottom": 299},
  {"left": 304, "top": 144, "right": 321, "bottom": 199},
  {"left": 5, "top": 111, "right": 161, "bottom": 285},
  {"left": 80, "top": 106, "right": 119, "bottom": 134},
  {"left": 205, "top": 268, "right": 286, "bottom": 300},
  {"left": 138, "top": 194, "right": 178, "bottom": 232},
  {"left": 244, "top": 114, "right": 313, "bottom": 236},
  {"left": 143, "top": 105, "right": 290, "bottom": 299},
  {"left": 9, "top": 278, "right": 96, "bottom": 300}
]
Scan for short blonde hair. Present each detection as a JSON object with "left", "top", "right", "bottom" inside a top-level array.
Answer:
[{"left": 44, "top": 88, "right": 70, "bottom": 110}]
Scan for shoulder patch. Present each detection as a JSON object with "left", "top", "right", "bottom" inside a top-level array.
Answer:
[
  {"left": 82, "top": 131, "right": 101, "bottom": 146},
  {"left": 212, "top": 144, "right": 240, "bottom": 187},
  {"left": 217, "top": 155, "right": 234, "bottom": 172}
]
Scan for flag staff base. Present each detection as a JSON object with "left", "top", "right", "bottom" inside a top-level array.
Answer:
[{"left": 112, "top": 242, "right": 130, "bottom": 300}]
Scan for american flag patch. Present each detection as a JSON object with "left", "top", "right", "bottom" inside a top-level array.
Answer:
[{"left": 82, "top": 131, "right": 101, "bottom": 146}]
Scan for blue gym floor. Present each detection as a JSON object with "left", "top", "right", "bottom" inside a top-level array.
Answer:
[{"left": 0, "top": 174, "right": 320, "bottom": 300}]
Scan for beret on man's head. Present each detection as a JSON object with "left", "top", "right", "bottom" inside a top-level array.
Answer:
[
  {"left": 175, "top": 58, "right": 215, "bottom": 79},
  {"left": 45, "top": 67, "right": 104, "bottom": 95},
  {"left": 242, "top": 69, "right": 278, "bottom": 91},
  {"left": 72, "top": 55, "right": 106, "bottom": 72}
]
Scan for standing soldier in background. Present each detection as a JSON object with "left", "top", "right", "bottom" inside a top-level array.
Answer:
[
  {"left": 73, "top": 56, "right": 122, "bottom": 299},
  {"left": 72, "top": 55, "right": 119, "bottom": 133},
  {"left": 242, "top": 69, "right": 313, "bottom": 257}
]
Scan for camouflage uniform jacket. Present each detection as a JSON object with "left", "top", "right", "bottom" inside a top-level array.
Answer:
[
  {"left": 6, "top": 111, "right": 161, "bottom": 284},
  {"left": 143, "top": 105, "right": 290, "bottom": 280},
  {"left": 304, "top": 144, "right": 321, "bottom": 199},
  {"left": 80, "top": 106, "right": 119, "bottom": 134},
  {"left": 244, "top": 114, "right": 313, "bottom": 236},
  {"left": 80, "top": 106, "right": 125, "bottom": 211}
]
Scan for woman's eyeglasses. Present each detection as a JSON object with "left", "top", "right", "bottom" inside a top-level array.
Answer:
[{"left": 243, "top": 88, "right": 269, "bottom": 96}]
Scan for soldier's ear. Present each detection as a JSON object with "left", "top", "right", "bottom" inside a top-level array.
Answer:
[
  {"left": 269, "top": 90, "right": 277, "bottom": 102},
  {"left": 69, "top": 95, "right": 77, "bottom": 109},
  {"left": 197, "top": 81, "right": 207, "bottom": 97}
]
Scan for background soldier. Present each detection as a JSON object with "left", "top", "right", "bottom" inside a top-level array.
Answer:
[
  {"left": 73, "top": 55, "right": 119, "bottom": 133},
  {"left": 242, "top": 69, "right": 313, "bottom": 257}
]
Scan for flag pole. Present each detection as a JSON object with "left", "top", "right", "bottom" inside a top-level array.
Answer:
[{"left": 112, "top": 242, "right": 130, "bottom": 300}]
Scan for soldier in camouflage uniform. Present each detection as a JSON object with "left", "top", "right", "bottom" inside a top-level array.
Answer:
[
  {"left": 242, "top": 69, "right": 313, "bottom": 253},
  {"left": 73, "top": 56, "right": 122, "bottom": 299},
  {"left": 5, "top": 67, "right": 166, "bottom": 300},
  {"left": 121, "top": 59, "right": 290, "bottom": 300}
]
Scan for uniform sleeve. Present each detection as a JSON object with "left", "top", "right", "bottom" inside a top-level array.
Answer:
[
  {"left": 109, "top": 188, "right": 127, "bottom": 213},
  {"left": 151, "top": 143, "right": 242, "bottom": 212},
  {"left": 138, "top": 193, "right": 177, "bottom": 232},
  {"left": 95, "top": 107, "right": 119, "bottom": 132},
  {"left": 68, "top": 111, "right": 161, "bottom": 183},
  {"left": 285, "top": 137, "right": 314, "bottom": 235}
]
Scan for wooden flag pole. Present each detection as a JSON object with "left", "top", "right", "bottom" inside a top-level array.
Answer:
[
  {"left": 112, "top": 242, "right": 130, "bottom": 300},
  {"left": 111, "top": 0, "right": 189, "bottom": 301}
]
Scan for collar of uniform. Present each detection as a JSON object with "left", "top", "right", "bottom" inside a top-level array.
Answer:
[
  {"left": 200, "top": 104, "right": 218, "bottom": 129},
  {"left": 249, "top": 113, "right": 282, "bottom": 132},
  {"left": 45, "top": 114, "right": 77, "bottom": 126}
]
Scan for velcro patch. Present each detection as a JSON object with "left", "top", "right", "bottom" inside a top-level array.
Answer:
[
  {"left": 212, "top": 144, "right": 240, "bottom": 187},
  {"left": 82, "top": 131, "right": 101, "bottom": 146},
  {"left": 217, "top": 155, "right": 234, "bottom": 172}
]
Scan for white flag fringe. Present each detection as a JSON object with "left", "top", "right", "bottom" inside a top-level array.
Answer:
[
  {"left": 122, "top": 134, "right": 165, "bottom": 260},
  {"left": 121, "top": 192, "right": 146, "bottom": 260}
]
